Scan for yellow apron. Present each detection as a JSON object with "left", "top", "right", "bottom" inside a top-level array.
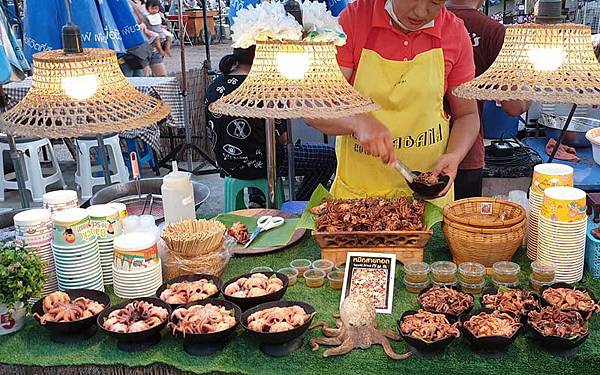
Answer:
[{"left": 331, "top": 36, "right": 453, "bottom": 208}]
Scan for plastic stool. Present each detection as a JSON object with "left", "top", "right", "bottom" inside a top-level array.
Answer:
[
  {"left": 0, "top": 137, "right": 67, "bottom": 202},
  {"left": 75, "top": 133, "right": 130, "bottom": 200},
  {"left": 281, "top": 201, "right": 309, "bottom": 216},
  {"left": 123, "top": 137, "right": 157, "bottom": 177},
  {"left": 224, "top": 177, "right": 285, "bottom": 211}
]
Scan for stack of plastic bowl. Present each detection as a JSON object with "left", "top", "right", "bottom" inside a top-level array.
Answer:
[
  {"left": 51, "top": 208, "right": 104, "bottom": 291},
  {"left": 42, "top": 190, "right": 79, "bottom": 213},
  {"left": 13, "top": 209, "right": 58, "bottom": 299},
  {"left": 87, "top": 204, "right": 122, "bottom": 286},
  {"left": 527, "top": 164, "right": 574, "bottom": 260},
  {"left": 112, "top": 232, "right": 162, "bottom": 298},
  {"left": 537, "top": 186, "right": 587, "bottom": 283}
]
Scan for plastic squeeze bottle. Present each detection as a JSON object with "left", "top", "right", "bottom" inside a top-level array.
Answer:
[{"left": 161, "top": 161, "right": 196, "bottom": 224}]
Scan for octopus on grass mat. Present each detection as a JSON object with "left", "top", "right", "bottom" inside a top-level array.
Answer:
[
  {"left": 34, "top": 291, "right": 105, "bottom": 324},
  {"left": 224, "top": 273, "right": 285, "bottom": 298},
  {"left": 481, "top": 288, "right": 540, "bottom": 316},
  {"left": 169, "top": 303, "right": 237, "bottom": 336},
  {"left": 309, "top": 295, "right": 411, "bottom": 360},
  {"left": 158, "top": 276, "right": 221, "bottom": 306},
  {"left": 102, "top": 300, "right": 169, "bottom": 333},
  {"left": 541, "top": 285, "right": 599, "bottom": 317},
  {"left": 247, "top": 305, "right": 312, "bottom": 333},
  {"left": 417, "top": 286, "right": 474, "bottom": 317},
  {"left": 528, "top": 306, "right": 590, "bottom": 350},
  {"left": 398, "top": 310, "right": 460, "bottom": 353}
]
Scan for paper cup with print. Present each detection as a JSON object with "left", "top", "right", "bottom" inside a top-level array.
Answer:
[
  {"left": 87, "top": 204, "right": 122, "bottom": 240},
  {"left": 532, "top": 164, "right": 573, "bottom": 195},
  {"left": 109, "top": 202, "right": 128, "bottom": 221},
  {"left": 113, "top": 232, "right": 159, "bottom": 271},
  {"left": 42, "top": 190, "right": 79, "bottom": 212},
  {"left": 540, "top": 186, "right": 587, "bottom": 223},
  {"left": 51, "top": 208, "right": 96, "bottom": 247}
]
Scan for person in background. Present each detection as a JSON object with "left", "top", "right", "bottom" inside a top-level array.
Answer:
[
  {"left": 130, "top": 0, "right": 169, "bottom": 76},
  {"left": 205, "top": 47, "right": 337, "bottom": 206},
  {"left": 145, "top": 0, "right": 174, "bottom": 57},
  {"left": 447, "top": 0, "right": 530, "bottom": 199}
]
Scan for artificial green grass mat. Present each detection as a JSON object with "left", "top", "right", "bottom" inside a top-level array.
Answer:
[{"left": 2, "top": 225, "right": 600, "bottom": 375}]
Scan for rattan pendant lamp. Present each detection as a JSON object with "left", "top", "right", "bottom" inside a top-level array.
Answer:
[
  {"left": 1, "top": 0, "right": 170, "bottom": 208},
  {"left": 210, "top": 0, "right": 379, "bottom": 208},
  {"left": 453, "top": 0, "right": 600, "bottom": 162}
]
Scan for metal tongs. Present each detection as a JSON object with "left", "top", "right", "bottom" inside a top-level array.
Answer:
[{"left": 130, "top": 151, "right": 154, "bottom": 215}]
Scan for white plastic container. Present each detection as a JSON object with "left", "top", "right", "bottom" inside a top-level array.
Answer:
[{"left": 161, "top": 161, "right": 196, "bottom": 224}]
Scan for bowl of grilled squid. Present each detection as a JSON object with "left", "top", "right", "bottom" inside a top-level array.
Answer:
[
  {"left": 156, "top": 274, "right": 222, "bottom": 310},
  {"left": 540, "top": 283, "right": 599, "bottom": 320},
  {"left": 398, "top": 310, "right": 460, "bottom": 353},
  {"left": 168, "top": 299, "right": 242, "bottom": 356},
  {"left": 481, "top": 287, "right": 541, "bottom": 322},
  {"left": 528, "top": 306, "right": 589, "bottom": 350},
  {"left": 32, "top": 290, "right": 110, "bottom": 340},
  {"left": 222, "top": 272, "right": 289, "bottom": 311},
  {"left": 460, "top": 309, "right": 522, "bottom": 351},
  {"left": 241, "top": 300, "right": 315, "bottom": 355},
  {"left": 417, "top": 286, "right": 474, "bottom": 320}
]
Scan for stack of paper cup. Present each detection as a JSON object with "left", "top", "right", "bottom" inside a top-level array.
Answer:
[
  {"left": 51, "top": 208, "right": 104, "bottom": 291},
  {"left": 537, "top": 186, "right": 587, "bottom": 283},
  {"left": 43, "top": 190, "right": 79, "bottom": 213},
  {"left": 13, "top": 209, "right": 58, "bottom": 299},
  {"left": 527, "top": 164, "right": 574, "bottom": 260},
  {"left": 109, "top": 202, "right": 128, "bottom": 222},
  {"left": 112, "top": 232, "right": 162, "bottom": 298},
  {"left": 87, "top": 204, "right": 122, "bottom": 286}
]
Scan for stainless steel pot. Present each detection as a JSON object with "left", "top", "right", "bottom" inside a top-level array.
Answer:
[{"left": 540, "top": 114, "right": 599, "bottom": 148}]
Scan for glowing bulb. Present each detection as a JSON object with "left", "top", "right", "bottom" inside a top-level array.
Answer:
[
  {"left": 527, "top": 47, "right": 565, "bottom": 71},
  {"left": 61, "top": 74, "right": 98, "bottom": 100},
  {"left": 276, "top": 52, "right": 312, "bottom": 80}
]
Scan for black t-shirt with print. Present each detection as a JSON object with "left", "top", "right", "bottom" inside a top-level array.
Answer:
[{"left": 205, "top": 74, "right": 286, "bottom": 180}]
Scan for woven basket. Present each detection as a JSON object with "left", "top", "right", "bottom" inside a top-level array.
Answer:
[
  {"left": 443, "top": 198, "right": 526, "bottom": 229},
  {"left": 442, "top": 218, "right": 526, "bottom": 267}
]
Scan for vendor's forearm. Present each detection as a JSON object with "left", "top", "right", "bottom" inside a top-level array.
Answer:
[
  {"left": 307, "top": 114, "right": 369, "bottom": 136},
  {"left": 446, "top": 113, "right": 479, "bottom": 160}
]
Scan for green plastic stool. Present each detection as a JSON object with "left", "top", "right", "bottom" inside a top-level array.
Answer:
[{"left": 224, "top": 177, "right": 286, "bottom": 211}]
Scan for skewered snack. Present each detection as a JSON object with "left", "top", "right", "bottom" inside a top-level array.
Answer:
[
  {"left": 482, "top": 289, "right": 539, "bottom": 315},
  {"left": 417, "top": 287, "right": 474, "bottom": 316},
  {"left": 224, "top": 273, "right": 284, "bottom": 298},
  {"left": 162, "top": 219, "right": 226, "bottom": 257},
  {"left": 463, "top": 311, "right": 521, "bottom": 338},
  {"left": 33, "top": 291, "right": 105, "bottom": 324},
  {"left": 228, "top": 222, "right": 250, "bottom": 245},
  {"left": 102, "top": 301, "right": 168, "bottom": 333},
  {"left": 529, "top": 307, "right": 588, "bottom": 338},
  {"left": 400, "top": 310, "right": 460, "bottom": 342},
  {"left": 247, "top": 305, "right": 311, "bottom": 333},
  {"left": 413, "top": 172, "right": 444, "bottom": 185},
  {"left": 310, "top": 197, "right": 425, "bottom": 232},
  {"left": 159, "top": 279, "right": 220, "bottom": 305},
  {"left": 542, "top": 288, "right": 598, "bottom": 312},
  {"left": 169, "top": 304, "right": 236, "bottom": 336}
]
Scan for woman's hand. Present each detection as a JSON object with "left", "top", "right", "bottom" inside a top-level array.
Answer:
[
  {"left": 432, "top": 153, "right": 461, "bottom": 196},
  {"left": 351, "top": 116, "right": 397, "bottom": 165}
]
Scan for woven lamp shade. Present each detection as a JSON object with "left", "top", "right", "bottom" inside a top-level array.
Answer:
[
  {"left": 2, "top": 48, "right": 170, "bottom": 138},
  {"left": 210, "top": 40, "right": 379, "bottom": 119},
  {"left": 454, "top": 23, "right": 600, "bottom": 104}
]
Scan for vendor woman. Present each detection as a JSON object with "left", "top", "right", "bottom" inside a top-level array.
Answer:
[{"left": 309, "top": 0, "right": 479, "bottom": 207}]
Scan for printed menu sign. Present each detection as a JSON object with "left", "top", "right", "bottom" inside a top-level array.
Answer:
[{"left": 340, "top": 252, "right": 396, "bottom": 314}]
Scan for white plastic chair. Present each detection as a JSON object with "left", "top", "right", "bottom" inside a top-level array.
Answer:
[
  {"left": 75, "top": 133, "right": 130, "bottom": 200},
  {"left": 0, "top": 137, "right": 67, "bottom": 202}
]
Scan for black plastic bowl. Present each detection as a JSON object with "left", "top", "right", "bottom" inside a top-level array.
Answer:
[
  {"left": 32, "top": 289, "right": 110, "bottom": 339},
  {"left": 540, "top": 282, "right": 597, "bottom": 321},
  {"left": 480, "top": 287, "right": 541, "bottom": 323},
  {"left": 417, "top": 285, "right": 474, "bottom": 322},
  {"left": 460, "top": 309, "right": 522, "bottom": 352},
  {"left": 170, "top": 299, "right": 241, "bottom": 356},
  {"left": 397, "top": 310, "right": 458, "bottom": 353},
  {"left": 97, "top": 297, "right": 172, "bottom": 352},
  {"left": 242, "top": 301, "right": 315, "bottom": 350},
  {"left": 527, "top": 313, "right": 589, "bottom": 351},
  {"left": 221, "top": 272, "right": 289, "bottom": 311},
  {"left": 408, "top": 171, "right": 450, "bottom": 199},
  {"left": 155, "top": 274, "right": 222, "bottom": 310}
]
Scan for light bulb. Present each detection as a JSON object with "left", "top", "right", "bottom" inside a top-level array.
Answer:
[
  {"left": 61, "top": 74, "right": 98, "bottom": 100},
  {"left": 275, "top": 52, "right": 312, "bottom": 80},
  {"left": 527, "top": 47, "right": 565, "bottom": 71}
]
